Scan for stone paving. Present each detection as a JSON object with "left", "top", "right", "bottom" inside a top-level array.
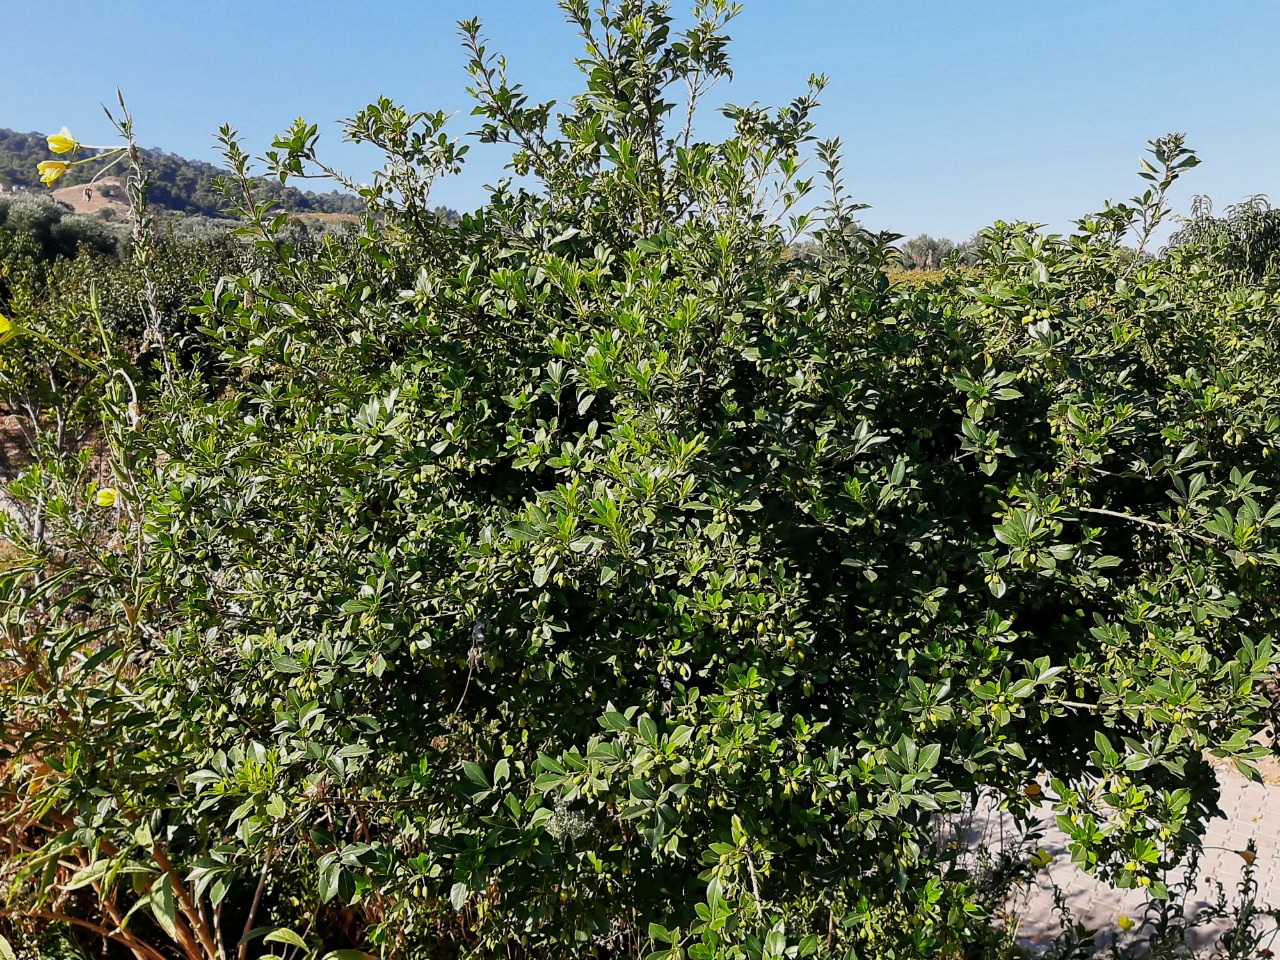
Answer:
[{"left": 990, "top": 758, "right": 1280, "bottom": 955}]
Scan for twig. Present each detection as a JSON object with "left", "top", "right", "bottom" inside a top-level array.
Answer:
[
  {"left": 743, "top": 848, "right": 764, "bottom": 919},
  {"left": 214, "top": 898, "right": 226, "bottom": 960},
  {"left": 152, "top": 843, "right": 220, "bottom": 960},
  {"left": 1077, "top": 505, "right": 1221, "bottom": 548},
  {"left": 24, "top": 910, "right": 169, "bottom": 960},
  {"left": 239, "top": 839, "right": 277, "bottom": 960}
]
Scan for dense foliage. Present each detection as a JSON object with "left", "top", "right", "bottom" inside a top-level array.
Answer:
[
  {"left": 0, "top": 154, "right": 262, "bottom": 472},
  {"left": 0, "top": 192, "right": 122, "bottom": 269},
  {"left": 1167, "top": 193, "right": 1280, "bottom": 284},
  {"left": 4, "top": 4, "right": 1280, "bottom": 960}
]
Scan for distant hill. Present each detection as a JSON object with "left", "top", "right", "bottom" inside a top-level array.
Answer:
[
  {"left": 50, "top": 175, "right": 132, "bottom": 219},
  {"left": 0, "top": 127, "right": 368, "bottom": 219}
]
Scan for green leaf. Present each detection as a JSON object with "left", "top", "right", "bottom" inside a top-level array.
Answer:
[
  {"left": 461, "top": 761, "right": 489, "bottom": 787},
  {"left": 637, "top": 714, "right": 658, "bottom": 745},
  {"left": 318, "top": 862, "right": 341, "bottom": 903},
  {"left": 263, "top": 928, "right": 309, "bottom": 950},
  {"left": 271, "top": 655, "right": 304, "bottom": 674},
  {"left": 629, "top": 778, "right": 657, "bottom": 802},
  {"left": 151, "top": 874, "right": 178, "bottom": 941},
  {"left": 64, "top": 858, "right": 115, "bottom": 892},
  {"left": 918, "top": 743, "right": 941, "bottom": 771},
  {"left": 600, "top": 710, "right": 629, "bottom": 732},
  {"left": 667, "top": 725, "right": 693, "bottom": 748}
]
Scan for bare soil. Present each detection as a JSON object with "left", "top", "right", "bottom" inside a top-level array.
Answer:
[
  {"left": 0, "top": 414, "right": 32, "bottom": 481},
  {"left": 50, "top": 175, "right": 131, "bottom": 218}
]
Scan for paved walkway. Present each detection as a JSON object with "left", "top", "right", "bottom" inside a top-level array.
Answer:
[{"left": 992, "top": 759, "right": 1280, "bottom": 955}]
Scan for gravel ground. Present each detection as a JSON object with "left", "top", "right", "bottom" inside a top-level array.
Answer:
[{"left": 982, "top": 757, "right": 1280, "bottom": 956}]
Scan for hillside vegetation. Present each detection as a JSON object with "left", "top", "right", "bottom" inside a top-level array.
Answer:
[
  {"left": 3, "top": 127, "right": 364, "bottom": 218},
  {"left": 3, "top": 3, "right": 1280, "bottom": 960}
]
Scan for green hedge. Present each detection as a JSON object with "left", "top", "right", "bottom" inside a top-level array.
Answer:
[{"left": 4, "top": 3, "right": 1280, "bottom": 959}]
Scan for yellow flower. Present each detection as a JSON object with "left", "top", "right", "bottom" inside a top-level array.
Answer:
[
  {"left": 37, "top": 160, "right": 70, "bottom": 185},
  {"left": 1117, "top": 914, "right": 1136, "bottom": 931},
  {"left": 95, "top": 487, "right": 119, "bottom": 508},
  {"left": 47, "top": 126, "right": 79, "bottom": 154},
  {"left": 0, "top": 314, "right": 15, "bottom": 345}
]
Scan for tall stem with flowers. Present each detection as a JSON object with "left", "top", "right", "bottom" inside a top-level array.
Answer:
[
  {"left": 0, "top": 101, "right": 170, "bottom": 956},
  {"left": 34, "top": 92, "right": 170, "bottom": 377}
]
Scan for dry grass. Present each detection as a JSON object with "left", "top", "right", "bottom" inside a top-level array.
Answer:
[{"left": 885, "top": 267, "right": 947, "bottom": 288}]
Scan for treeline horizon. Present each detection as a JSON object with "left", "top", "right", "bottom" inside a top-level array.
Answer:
[{"left": 0, "top": 127, "right": 454, "bottom": 221}]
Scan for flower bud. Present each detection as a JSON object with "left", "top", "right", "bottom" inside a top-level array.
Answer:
[
  {"left": 47, "top": 127, "right": 80, "bottom": 155},
  {"left": 37, "top": 160, "right": 70, "bottom": 185}
]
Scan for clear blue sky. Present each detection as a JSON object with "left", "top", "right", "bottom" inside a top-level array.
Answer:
[{"left": 3, "top": 2, "right": 1277, "bottom": 240}]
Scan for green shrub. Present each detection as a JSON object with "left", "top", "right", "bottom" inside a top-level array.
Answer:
[
  {"left": 4, "top": 4, "right": 1280, "bottom": 959},
  {"left": 1167, "top": 194, "right": 1280, "bottom": 283},
  {"left": 0, "top": 193, "right": 123, "bottom": 262}
]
